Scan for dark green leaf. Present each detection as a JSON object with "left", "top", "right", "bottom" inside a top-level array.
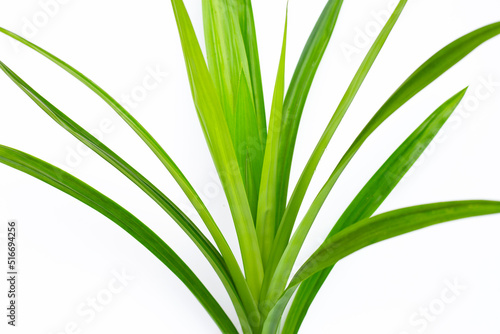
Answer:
[
  {"left": 0, "top": 60, "right": 257, "bottom": 333},
  {"left": 266, "top": 0, "right": 408, "bottom": 294},
  {"left": 283, "top": 21, "right": 500, "bottom": 333},
  {"left": 264, "top": 201, "right": 500, "bottom": 334},
  {"left": 275, "top": 0, "right": 344, "bottom": 226},
  {"left": 0, "top": 145, "right": 239, "bottom": 334}
]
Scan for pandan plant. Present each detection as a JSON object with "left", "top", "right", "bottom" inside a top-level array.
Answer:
[{"left": 0, "top": 0, "right": 499, "bottom": 333}]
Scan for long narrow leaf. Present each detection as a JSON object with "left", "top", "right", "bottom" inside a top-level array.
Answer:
[
  {"left": 202, "top": 0, "right": 265, "bottom": 219},
  {"left": 256, "top": 6, "right": 288, "bottom": 271},
  {"left": 237, "top": 0, "right": 267, "bottom": 147},
  {"left": 0, "top": 27, "right": 261, "bottom": 316},
  {"left": 263, "top": 88, "right": 466, "bottom": 313},
  {"left": 202, "top": 0, "right": 241, "bottom": 120},
  {"left": 234, "top": 68, "right": 264, "bottom": 223},
  {"left": 294, "top": 201, "right": 500, "bottom": 284},
  {"left": 0, "top": 61, "right": 258, "bottom": 333},
  {"left": 0, "top": 28, "right": 216, "bottom": 248},
  {"left": 283, "top": 21, "right": 500, "bottom": 333},
  {"left": 274, "top": 0, "right": 344, "bottom": 225},
  {"left": 170, "top": 0, "right": 263, "bottom": 299},
  {"left": 265, "top": 0, "right": 408, "bottom": 293},
  {"left": 263, "top": 201, "right": 500, "bottom": 334},
  {"left": 0, "top": 145, "right": 239, "bottom": 334}
]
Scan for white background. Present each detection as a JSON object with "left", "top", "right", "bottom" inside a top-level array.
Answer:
[{"left": 0, "top": 0, "right": 500, "bottom": 333}]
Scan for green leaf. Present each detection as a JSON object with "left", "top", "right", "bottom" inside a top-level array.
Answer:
[
  {"left": 234, "top": 69, "right": 264, "bottom": 221},
  {"left": 0, "top": 27, "right": 262, "bottom": 320},
  {"left": 263, "top": 201, "right": 500, "bottom": 334},
  {"left": 265, "top": 0, "right": 408, "bottom": 295},
  {"left": 202, "top": 0, "right": 265, "bottom": 219},
  {"left": 170, "top": 0, "right": 263, "bottom": 300},
  {"left": 274, "top": 0, "right": 344, "bottom": 226},
  {"left": 0, "top": 28, "right": 212, "bottom": 237},
  {"left": 281, "top": 271, "right": 326, "bottom": 334},
  {"left": 0, "top": 145, "right": 239, "bottom": 334},
  {"left": 0, "top": 26, "right": 262, "bottom": 329},
  {"left": 283, "top": 20, "right": 500, "bottom": 333},
  {"left": 237, "top": 0, "right": 267, "bottom": 148},
  {"left": 262, "top": 87, "right": 466, "bottom": 318},
  {"left": 0, "top": 60, "right": 257, "bottom": 333},
  {"left": 202, "top": 0, "right": 240, "bottom": 120},
  {"left": 293, "top": 201, "right": 500, "bottom": 284},
  {"left": 256, "top": 5, "right": 288, "bottom": 271}
]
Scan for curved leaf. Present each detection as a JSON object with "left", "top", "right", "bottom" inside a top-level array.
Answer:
[
  {"left": 263, "top": 201, "right": 500, "bottom": 334},
  {"left": 0, "top": 26, "right": 261, "bottom": 319},
  {"left": 202, "top": 0, "right": 265, "bottom": 219},
  {"left": 283, "top": 20, "right": 500, "bottom": 333},
  {"left": 275, "top": 0, "right": 344, "bottom": 225},
  {"left": 263, "top": 88, "right": 466, "bottom": 312},
  {"left": 265, "top": 0, "right": 408, "bottom": 295},
  {"left": 294, "top": 201, "right": 500, "bottom": 284},
  {"left": 0, "top": 28, "right": 214, "bottom": 243},
  {"left": 0, "top": 60, "right": 257, "bottom": 332},
  {"left": 0, "top": 145, "right": 239, "bottom": 334},
  {"left": 171, "top": 0, "right": 264, "bottom": 300}
]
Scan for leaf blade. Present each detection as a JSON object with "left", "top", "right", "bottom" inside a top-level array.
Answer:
[
  {"left": 238, "top": 0, "right": 267, "bottom": 148},
  {"left": 256, "top": 5, "right": 288, "bottom": 270},
  {"left": 293, "top": 201, "right": 500, "bottom": 284},
  {"left": 274, "top": 0, "right": 344, "bottom": 226},
  {"left": 263, "top": 201, "right": 500, "bottom": 334},
  {"left": 0, "top": 60, "right": 258, "bottom": 332},
  {"left": 0, "top": 145, "right": 239, "bottom": 334},
  {"left": 265, "top": 0, "right": 408, "bottom": 295},
  {"left": 0, "top": 28, "right": 203, "bottom": 216},
  {"left": 0, "top": 28, "right": 259, "bottom": 313},
  {"left": 170, "top": 0, "right": 264, "bottom": 300},
  {"left": 263, "top": 87, "right": 467, "bottom": 317},
  {"left": 202, "top": 0, "right": 265, "bottom": 219},
  {"left": 283, "top": 20, "right": 500, "bottom": 333}
]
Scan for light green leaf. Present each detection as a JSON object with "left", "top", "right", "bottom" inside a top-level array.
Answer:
[
  {"left": 202, "top": 0, "right": 265, "bottom": 219},
  {"left": 170, "top": 0, "right": 263, "bottom": 300},
  {"left": 256, "top": 5, "right": 288, "bottom": 271},
  {"left": 237, "top": 0, "right": 267, "bottom": 147}
]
